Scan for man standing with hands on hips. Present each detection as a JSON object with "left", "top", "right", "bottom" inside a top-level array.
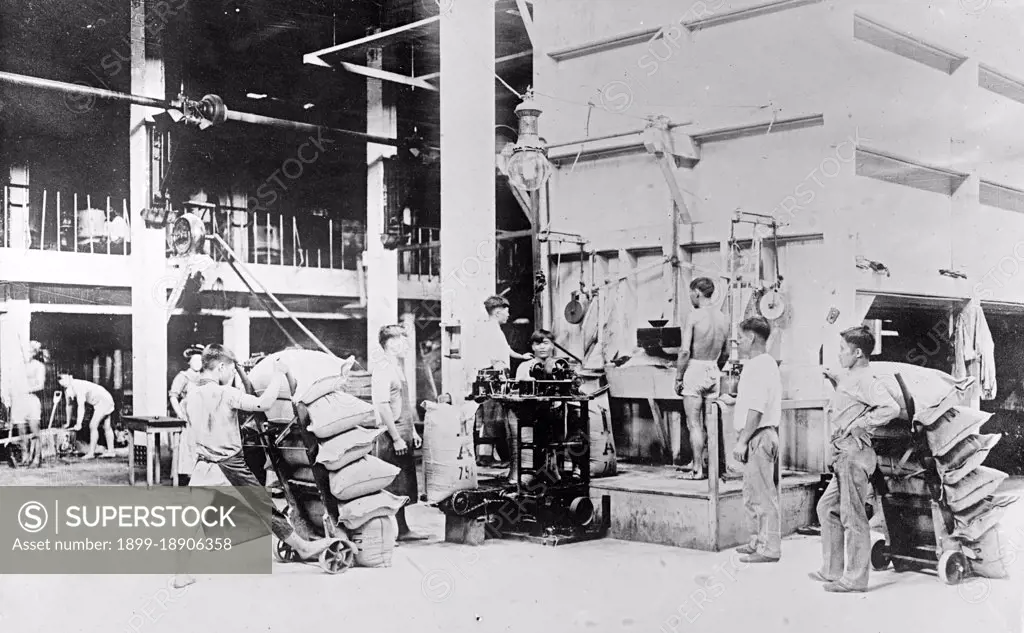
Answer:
[
  {"left": 720, "top": 316, "right": 782, "bottom": 564},
  {"left": 811, "top": 325, "right": 901, "bottom": 593}
]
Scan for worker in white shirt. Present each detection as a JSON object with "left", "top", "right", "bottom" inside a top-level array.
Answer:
[
  {"left": 720, "top": 316, "right": 782, "bottom": 563},
  {"left": 475, "top": 295, "right": 532, "bottom": 466},
  {"left": 479, "top": 295, "right": 533, "bottom": 371}
]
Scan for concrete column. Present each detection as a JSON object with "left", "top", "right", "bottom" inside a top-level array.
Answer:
[
  {"left": 223, "top": 308, "right": 251, "bottom": 362},
  {"left": 365, "top": 45, "right": 399, "bottom": 373},
  {"left": 129, "top": 0, "right": 168, "bottom": 416},
  {"left": 439, "top": 1, "right": 496, "bottom": 395},
  {"left": 0, "top": 297, "right": 31, "bottom": 410}
]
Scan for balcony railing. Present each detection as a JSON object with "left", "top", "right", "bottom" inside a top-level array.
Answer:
[
  {"left": 399, "top": 227, "right": 440, "bottom": 278},
  {"left": 171, "top": 205, "right": 366, "bottom": 271},
  {"left": 2, "top": 184, "right": 131, "bottom": 255}
]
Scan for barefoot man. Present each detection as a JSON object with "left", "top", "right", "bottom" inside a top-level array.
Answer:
[{"left": 674, "top": 277, "right": 729, "bottom": 480}]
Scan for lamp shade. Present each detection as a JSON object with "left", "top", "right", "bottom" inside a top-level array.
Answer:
[{"left": 506, "top": 149, "right": 552, "bottom": 191}]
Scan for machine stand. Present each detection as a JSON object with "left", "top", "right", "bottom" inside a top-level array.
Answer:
[{"left": 445, "top": 515, "right": 486, "bottom": 545}]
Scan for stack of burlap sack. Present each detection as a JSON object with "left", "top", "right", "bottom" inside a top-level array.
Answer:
[
  {"left": 867, "top": 362, "right": 1016, "bottom": 579},
  {"left": 249, "top": 350, "right": 407, "bottom": 568}
]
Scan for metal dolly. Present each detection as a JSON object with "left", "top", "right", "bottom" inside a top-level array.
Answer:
[
  {"left": 869, "top": 374, "right": 975, "bottom": 585},
  {"left": 236, "top": 362, "right": 357, "bottom": 574}
]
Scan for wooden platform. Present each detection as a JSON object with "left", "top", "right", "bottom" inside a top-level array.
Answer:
[{"left": 588, "top": 463, "right": 820, "bottom": 551}]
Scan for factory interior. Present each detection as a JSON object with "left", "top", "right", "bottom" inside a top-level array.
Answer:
[{"left": 0, "top": 0, "right": 1023, "bottom": 625}]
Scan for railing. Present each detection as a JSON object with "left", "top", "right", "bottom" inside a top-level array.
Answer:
[
  {"left": 162, "top": 205, "right": 366, "bottom": 271},
  {"left": 2, "top": 184, "right": 131, "bottom": 255},
  {"left": 399, "top": 227, "right": 440, "bottom": 278},
  {"left": 244, "top": 209, "right": 365, "bottom": 271}
]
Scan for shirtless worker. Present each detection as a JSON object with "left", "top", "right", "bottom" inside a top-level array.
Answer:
[
  {"left": 674, "top": 277, "right": 729, "bottom": 480},
  {"left": 59, "top": 374, "right": 117, "bottom": 459}
]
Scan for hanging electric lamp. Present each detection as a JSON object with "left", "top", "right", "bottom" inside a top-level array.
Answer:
[{"left": 505, "top": 88, "right": 552, "bottom": 191}]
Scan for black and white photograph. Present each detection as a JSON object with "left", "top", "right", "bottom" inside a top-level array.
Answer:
[{"left": 0, "top": 0, "right": 1023, "bottom": 631}]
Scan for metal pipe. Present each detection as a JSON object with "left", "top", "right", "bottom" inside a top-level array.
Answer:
[
  {"left": 225, "top": 110, "right": 397, "bottom": 145},
  {"left": 0, "top": 71, "right": 166, "bottom": 108},
  {"left": 212, "top": 234, "right": 334, "bottom": 356},
  {"left": 546, "top": 120, "right": 693, "bottom": 151},
  {"left": 0, "top": 71, "right": 398, "bottom": 146}
]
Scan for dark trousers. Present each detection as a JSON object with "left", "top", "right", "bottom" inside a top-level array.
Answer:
[{"left": 210, "top": 452, "right": 294, "bottom": 542}]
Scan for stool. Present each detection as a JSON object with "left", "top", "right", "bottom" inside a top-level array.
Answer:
[{"left": 123, "top": 416, "right": 186, "bottom": 488}]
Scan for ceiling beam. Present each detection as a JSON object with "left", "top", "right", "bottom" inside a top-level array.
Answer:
[
  {"left": 417, "top": 50, "right": 532, "bottom": 83},
  {"left": 339, "top": 62, "right": 438, "bottom": 91},
  {"left": 514, "top": 0, "right": 536, "bottom": 46},
  {"left": 303, "top": 16, "right": 440, "bottom": 67}
]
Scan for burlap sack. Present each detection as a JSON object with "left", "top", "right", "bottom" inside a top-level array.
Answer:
[
  {"left": 952, "top": 503, "right": 1012, "bottom": 542},
  {"left": 954, "top": 495, "right": 1018, "bottom": 532},
  {"left": 337, "top": 490, "right": 409, "bottom": 531},
  {"left": 966, "top": 526, "right": 1011, "bottom": 579},
  {"left": 329, "top": 456, "right": 400, "bottom": 501},
  {"left": 937, "top": 434, "right": 1001, "bottom": 485},
  {"left": 307, "top": 392, "right": 377, "bottom": 439},
  {"left": 926, "top": 407, "right": 993, "bottom": 457},
  {"left": 352, "top": 515, "right": 398, "bottom": 568},
  {"left": 316, "top": 426, "right": 385, "bottom": 471},
  {"left": 944, "top": 466, "right": 1008, "bottom": 513},
  {"left": 871, "top": 363, "right": 976, "bottom": 425},
  {"left": 299, "top": 376, "right": 346, "bottom": 405},
  {"left": 264, "top": 398, "right": 295, "bottom": 424},
  {"left": 588, "top": 394, "right": 618, "bottom": 477},
  {"left": 423, "top": 402, "right": 478, "bottom": 503},
  {"left": 249, "top": 349, "right": 352, "bottom": 400}
]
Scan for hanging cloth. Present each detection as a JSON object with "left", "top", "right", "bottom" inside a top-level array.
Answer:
[{"left": 952, "top": 299, "right": 996, "bottom": 405}]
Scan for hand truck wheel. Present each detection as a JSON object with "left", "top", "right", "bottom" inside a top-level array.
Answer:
[
  {"left": 938, "top": 550, "right": 967, "bottom": 585},
  {"left": 274, "top": 538, "right": 298, "bottom": 563},
  {"left": 318, "top": 540, "right": 355, "bottom": 574},
  {"left": 870, "top": 537, "right": 891, "bottom": 571}
]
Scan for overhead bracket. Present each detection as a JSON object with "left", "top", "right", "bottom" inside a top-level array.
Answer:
[{"left": 643, "top": 117, "right": 696, "bottom": 224}]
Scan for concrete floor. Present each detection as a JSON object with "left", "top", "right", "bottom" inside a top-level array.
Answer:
[{"left": 0, "top": 454, "right": 1022, "bottom": 633}]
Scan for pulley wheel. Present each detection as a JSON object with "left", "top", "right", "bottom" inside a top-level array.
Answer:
[
  {"left": 451, "top": 491, "right": 473, "bottom": 515},
  {"left": 758, "top": 290, "right": 786, "bottom": 320},
  {"left": 569, "top": 497, "right": 595, "bottom": 527},
  {"left": 564, "top": 299, "right": 588, "bottom": 324},
  {"left": 200, "top": 94, "right": 228, "bottom": 125}
]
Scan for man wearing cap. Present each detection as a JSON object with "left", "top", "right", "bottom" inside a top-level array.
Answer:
[{"left": 170, "top": 345, "right": 204, "bottom": 484}]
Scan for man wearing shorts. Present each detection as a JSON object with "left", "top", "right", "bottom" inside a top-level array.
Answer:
[
  {"left": 59, "top": 374, "right": 116, "bottom": 459},
  {"left": 674, "top": 277, "right": 729, "bottom": 480}
]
